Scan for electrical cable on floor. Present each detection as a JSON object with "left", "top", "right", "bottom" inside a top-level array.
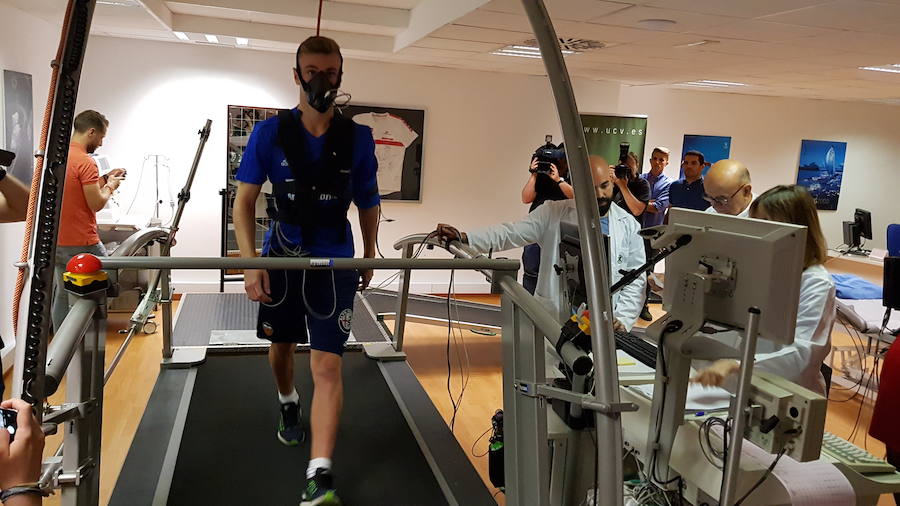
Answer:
[{"left": 471, "top": 426, "right": 492, "bottom": 458}]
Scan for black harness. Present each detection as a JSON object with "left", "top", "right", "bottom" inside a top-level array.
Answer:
[{"left": 269, "top": 109, "right": 355, "bottom": 247}]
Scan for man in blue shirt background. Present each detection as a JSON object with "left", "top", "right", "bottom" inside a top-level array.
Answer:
[
  {"left": 233, "top": 35, "right": 379, "bottom": 506},
  {"left": 641, "top": 147, "right": 673, "bottom": 229},
  {"left": 639, "top": 147, "right": 673, "bottom": 320},
  {"left": 668, "top": 150, "right": 710, "bottom": 214}
]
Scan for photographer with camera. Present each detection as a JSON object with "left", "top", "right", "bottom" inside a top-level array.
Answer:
[
  {"left": 520, "top": 138, "right": 573, "bottom": 294},
  {"left": 610, "top": 143, "right": 651, "bottom": 223}
]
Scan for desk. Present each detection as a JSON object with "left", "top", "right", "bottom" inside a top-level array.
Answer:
[
  {"left": 826, "top": 251, "right": 884, "bottom": 285},
  {"left": 614, "top": 362, "right": 900, "bottom": 505}
]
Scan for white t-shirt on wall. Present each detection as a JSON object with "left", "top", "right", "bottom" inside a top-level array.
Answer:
[{"left": 353, "top": 112, "right": 418, "bottom": 194}]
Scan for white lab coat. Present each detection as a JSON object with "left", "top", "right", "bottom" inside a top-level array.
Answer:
[
  {"left": 753, "top": 264, "right": 835, "bottom": 394},
  {"left": 467, "top": 200, "right": 646, "bottom": 330},
  {"left": 695, "top": 264, "right": 836, "bottom": 396}
]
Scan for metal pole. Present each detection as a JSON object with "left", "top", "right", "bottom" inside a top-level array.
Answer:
[
  {"left": 519, "top": 2, "right": 624, "bottom": 503},
  {"left": 720, "top": 308, "right": 762, "bottom": 505},
  {"left": 44, "top": 298, "right": 98, "bottom": 396},
  {"left": 392, "top": 243, "right": 414, "bottom": 351},
  {"left": 160, "top": 268, "right": 173, "bottom": 360},
  {"left": 17, "top": 0, "right": 97, "bottom": 418}
]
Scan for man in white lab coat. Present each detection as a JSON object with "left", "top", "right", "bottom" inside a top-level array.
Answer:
[{"left": 436, "top": 155, "right": 646, "bottom": 331}]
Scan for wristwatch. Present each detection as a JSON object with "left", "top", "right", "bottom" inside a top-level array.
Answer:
[{"left": 0, "top": 167, "right": 7, "bottom": 183}]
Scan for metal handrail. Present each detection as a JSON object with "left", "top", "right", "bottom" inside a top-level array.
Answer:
[
  {"left": 43, "top": 298, "right": 98, "bottom": 396},
  {"left": 393, "top": 233, "right": 592, "bottom": 379},
  {"left": 109, "top": 227, "right": 169, "bottom": 258},
  {"left": 100, "top": 256, "right": 519, "bottom": 272}
]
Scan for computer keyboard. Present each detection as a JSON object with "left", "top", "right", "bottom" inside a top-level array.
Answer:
[
  {"left": 615, "top": 330, "right": 657, "bottom": 369},
  {"left": 821, "top": 432, "right": 897, "bottom": 474}
]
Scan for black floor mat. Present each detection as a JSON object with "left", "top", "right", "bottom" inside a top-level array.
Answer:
[{"left": 167, "top": 352, "right": 447, "bottom": 505}]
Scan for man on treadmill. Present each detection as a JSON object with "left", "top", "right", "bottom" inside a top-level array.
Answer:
[{"left": 233, "top": 36, "right": 379, "bottom": 506}]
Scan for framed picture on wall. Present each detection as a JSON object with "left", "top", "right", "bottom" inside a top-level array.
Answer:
[
  {"left": 341, "top": 104, "right": 425, "bottom": 202},
  {"left": 680, "top": 134, "right": 731, "bottom": 178},
  {"left": 795, "top": 139, "right": 847, "bottom": 211},
  {"left": 3, "top": 70, "right": 34, "bottom": 180},
  {"left": 579, "top": 113, "right": 648, "bottom": 170}
]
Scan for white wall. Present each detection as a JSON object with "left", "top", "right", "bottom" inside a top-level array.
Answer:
[
  {"left": 76, "top": 35, "right": 620, "bottom": 293},
  {"left": 618, "top": 87, "right": 900, "bottom": 251},
  {"left": 0, "top": 4, "right": 60, "bottom": 372}
]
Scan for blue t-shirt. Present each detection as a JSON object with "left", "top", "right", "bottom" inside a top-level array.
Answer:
[
  {"left": 235, "top": 109, "right": 380, "bottom": 257},
  {"left": 668, "top": 177, "right": 709, "bottom": 212}
]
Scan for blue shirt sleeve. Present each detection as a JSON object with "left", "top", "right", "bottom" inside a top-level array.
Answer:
[
  {"left": 351, "top": 124, "right": 381, "bottom": 209},
  {"left": 235, "top": 122, "right": 273, "bottom": 185}
]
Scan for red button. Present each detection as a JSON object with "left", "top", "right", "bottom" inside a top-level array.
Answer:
[{"left": 66, "top": 254, "right": 102, "bottom": 274}]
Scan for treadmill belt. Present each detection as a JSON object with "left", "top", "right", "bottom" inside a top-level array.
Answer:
[{"left": 167, "top": 352, "right": 447, "bottom": 505}]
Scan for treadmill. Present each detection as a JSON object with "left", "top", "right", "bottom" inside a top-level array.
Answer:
[{"left": 110, "top": 290, "right": 500, "bottom": 505}]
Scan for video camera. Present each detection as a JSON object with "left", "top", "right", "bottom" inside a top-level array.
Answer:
[
  {"left": 613, "top": 142, "right": 632, "bottom": 180},
  {"left": 532, "top": 135, "right": 565, "bottom": 175},
  {"left": 0, "top": 149, "right": 15, "bottom": 168}
]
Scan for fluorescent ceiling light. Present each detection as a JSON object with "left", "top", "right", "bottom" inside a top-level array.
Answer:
[
  {"left": 173, "top": 31, "right": 189, "bottom": 41},
  {"left": 696, "top": 79, "right": 747, "bottom": 86},
  {"left": 677, "top": 79, "right": 748, "bottom": 88},
  {"left": 675, "top": 39, "right": 719, "bottom": 48},
  {"left": 491, "top": 51, "right": 542, "bottom": 59},
  {"left": 205, "top": 34, "right": 219, "bottom": 44},
  {"left": 859, "top": 65, "right": 900, "bottom": 74},
  {"left": 493, "top": 43, "right": 577, "bottom": 59},
  {"left": 236, "top": 37, "right": 249, "bottom": 46}
]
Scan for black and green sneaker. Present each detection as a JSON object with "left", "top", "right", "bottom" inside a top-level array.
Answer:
[
  {"left": 300, "top": 468, "right": 341, "bottom": 506},
  {"left": 277, "top": 401, "right": 305, "bottom": 446}
]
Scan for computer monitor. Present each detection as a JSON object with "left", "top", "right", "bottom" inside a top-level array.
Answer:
[
  {"left": 842, "top": 208, "right": 872, "bottom": 252},
  {"left": 664, "top": 208, "right": 807, "bottom": 345},
  {"left": 855, "top": 208, "right": 872, "bottom": 240}
]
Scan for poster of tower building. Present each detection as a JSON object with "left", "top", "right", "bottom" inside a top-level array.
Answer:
[{"left": 796, "top": 139, "right": 847, "bottom": 210}]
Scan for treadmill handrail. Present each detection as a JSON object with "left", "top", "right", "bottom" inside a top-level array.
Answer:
[
  {"left": 110, "top": 227, "right": 169, "bottom": 258},
  {"left": 393, "top": 233, "right": 590, "bottom": 383},
  {"left": 100, "top": 256, "right": 519, "bottom": 272}
]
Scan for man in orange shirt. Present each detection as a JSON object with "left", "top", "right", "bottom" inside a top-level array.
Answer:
[{"left": 52, "top": 110, "right": 125, "bottom": 330}]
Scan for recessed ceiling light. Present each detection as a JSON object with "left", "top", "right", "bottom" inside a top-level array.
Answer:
[
  {"left": 637, "top": 19, "right": 677, "bottom": 30},
  {"left": 236, "top": 37, "right": 249, "bottom": 46},
  {"left": 859, "top": 65, "right": 900, "bottom": 74},
  {"left": 97, "top": 0, "right": 139, "bottom": 5},
  {"left": 205, "top": 34, "right": 219, "bottom": 44},
  {"left": 173, "top": 31, "right": 190, "bottom": 41}
]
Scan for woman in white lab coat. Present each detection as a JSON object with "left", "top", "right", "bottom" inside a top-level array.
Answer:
[{"left": 693, "top": 185, "right": 835, "bottom": 395}]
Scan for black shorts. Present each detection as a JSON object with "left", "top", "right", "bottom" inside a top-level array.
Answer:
[{"left": 256, "top": 267, "right": 359, "bottom": 355}]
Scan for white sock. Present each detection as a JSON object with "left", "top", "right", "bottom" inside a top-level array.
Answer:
[
  {"left": 307, "top": 457, "right": 332, "bottom": 478},
  {"left": 278, "top": 388, "right": 299, "bottom": 405}
]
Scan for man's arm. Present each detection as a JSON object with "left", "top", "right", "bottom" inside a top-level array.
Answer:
[
  {"left": 357, "top": 205, "right": 379, "bottom": 290},
  {"left": 645, "top": 180, "right": 671, "bottom": 215},
  {"left": 82, "top": 177, "right": 120, "bottom": 213},
  {"left": 0, "top": 171, "right": 30, "bottom": 223},
  {"left": 615, "top": 179, "right": 648, "bottom": 216},
  {"left": 522, "top": 173, "right": 537, "bottom": 204},
  {"left": 234, "top": 182, "right": 271, "bottom": 303}
]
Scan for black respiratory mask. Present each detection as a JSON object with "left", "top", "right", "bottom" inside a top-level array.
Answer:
[{"left": 300, "top": 71, "right": 340, "bottom": 113}]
